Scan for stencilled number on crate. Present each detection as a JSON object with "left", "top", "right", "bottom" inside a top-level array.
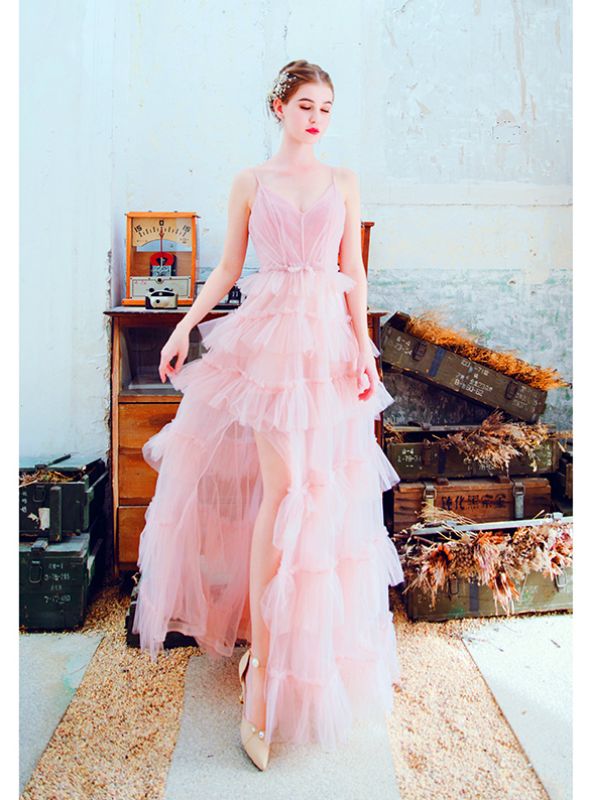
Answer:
[
  {"left": 507, "top": 392, "right": 529, "bottom": 411},
  {"left": 440, "top": 493, "right": 506, "bottom": 511},
  {"left": 453, "top": 362, "right": 493, "bottom": 399},
  {"left": 392, "top": 334, "right": 414, "bottom": 356},
  {"left": 43, "top": 594, "right": 72, "bottom": 605},
  {"left": 44, "top": 569, "right": 72, "bottom": 581},
  {"left": 452, "top": 377, "right": 492, "bottom": 398},
  {"left": 459, "top": 358, "right": 489, "bottom": 374},
  {"left": 400, "top": 447, "right": 419, "bottom": 466}
]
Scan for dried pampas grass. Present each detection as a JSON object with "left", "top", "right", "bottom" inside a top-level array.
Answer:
[{"left": 404, "top": 309, "right": 570, "bottom": 391}]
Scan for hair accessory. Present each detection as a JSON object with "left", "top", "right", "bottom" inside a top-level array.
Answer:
[{"left": 267, "top": 71, "right": 297, "bottom": 111}]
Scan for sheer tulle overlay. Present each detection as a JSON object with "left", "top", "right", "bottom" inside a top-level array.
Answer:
[{"left": 132, "top": 167, "right": 404, "bottom": 752}]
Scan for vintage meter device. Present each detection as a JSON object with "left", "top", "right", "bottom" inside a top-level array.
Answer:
[{"left": 124, "top": 212, "right": 199, "bottom": 306}]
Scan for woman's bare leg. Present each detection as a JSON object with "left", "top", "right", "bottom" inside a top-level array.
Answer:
[{"left": 245, "top": 429, "right": 291, "bottom": 733}]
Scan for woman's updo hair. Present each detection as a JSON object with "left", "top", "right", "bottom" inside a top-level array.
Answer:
[{"left": 266, "top": 60, "right": 334, "bottom": 125}]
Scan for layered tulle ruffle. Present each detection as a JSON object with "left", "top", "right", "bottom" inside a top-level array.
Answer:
[{"left": 132, "top": 265, "right": 403, "bottom": 752}]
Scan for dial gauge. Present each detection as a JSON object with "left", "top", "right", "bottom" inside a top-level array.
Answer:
[{"left": 132, "top": 218, "right": 192, "bottom": 248}]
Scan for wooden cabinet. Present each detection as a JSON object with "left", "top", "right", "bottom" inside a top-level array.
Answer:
[{"left": 103, "top": 307, "right": 222, "bottom": 574}]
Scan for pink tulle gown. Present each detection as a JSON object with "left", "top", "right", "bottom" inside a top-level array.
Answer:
[{"left": 132, "top": 166, "right": 404, "bottom": 752}]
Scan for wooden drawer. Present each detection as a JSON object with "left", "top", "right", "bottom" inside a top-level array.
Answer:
[
  {"left": 117, "top": 505, "right": 146, "bottom": 568},
  {"left": 118, "top": 402, "right": 177, "bottom": 504}
]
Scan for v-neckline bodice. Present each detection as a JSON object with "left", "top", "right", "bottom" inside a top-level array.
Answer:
[{"left": 253, "top": 168, "right": 337, "bottom": 217}]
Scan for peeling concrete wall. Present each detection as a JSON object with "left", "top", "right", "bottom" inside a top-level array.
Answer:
[
  {"left": 364, "top": 0, "right": 572, "bottom": 427},
  {"left": 20, "top": 0, "right": 572, "bottom": 461}
]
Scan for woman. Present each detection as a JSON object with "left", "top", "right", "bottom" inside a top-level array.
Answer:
[{"left": 132, "top": 59, "right": 404, "bottom": 771}]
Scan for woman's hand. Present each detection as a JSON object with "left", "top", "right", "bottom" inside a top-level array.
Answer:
[
  {"left": 356, "top": 342, "right": 380, "bottom": 401},
  {"left": 158, "top": 323, "right": 191, "bottom": 383}
]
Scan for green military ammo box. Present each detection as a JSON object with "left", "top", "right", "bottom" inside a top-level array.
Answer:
[
  {"left": 403, "top": 565, "right": 573, "bottom": 622},
  {"left": 384, "top": 422, "right": 562, "bottom": 481},
  {"left": 381, "top": 312, "right": 548, "bottom": 423},
  {"left": 19, "top": 518, "right": 104, "bottom": 630},
  {"left": 19, "top": 453, "right": 107, "bottom": 542},
  {"left": 397, "top": 514, "right": 573, "bottom": 622}
]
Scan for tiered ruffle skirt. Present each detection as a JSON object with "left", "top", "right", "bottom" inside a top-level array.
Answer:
[{"left": 132, "top": 266, "right": 403, "bottom": 751}]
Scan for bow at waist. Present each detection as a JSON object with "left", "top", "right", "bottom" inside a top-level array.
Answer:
[{"left": 236, "top": 265, "right": 357, "bottom": 294}]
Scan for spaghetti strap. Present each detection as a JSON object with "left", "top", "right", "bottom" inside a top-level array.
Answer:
[{"left": 253, "top": 169, "right": 262, "bottom": 188}]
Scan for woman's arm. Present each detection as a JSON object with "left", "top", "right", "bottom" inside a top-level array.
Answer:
[
  {"left": 337, "top": 167, "right": 373, "bottom": 356},
  {"left": 158, "top": 170, "right": 254, "bottom": 382},
  {"left": 176, "top": 169, "right": 253, "bottom": 335}
]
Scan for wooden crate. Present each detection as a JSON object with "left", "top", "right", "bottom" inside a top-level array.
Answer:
[
  {"left": 381, "top": 312, "right": 547, "bottom": 423},
  {"left": 393, "top": 476, "right": 552, "bottom": 533}
]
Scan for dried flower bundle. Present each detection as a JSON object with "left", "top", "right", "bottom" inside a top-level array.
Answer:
[
  {"left": 437, "top": 410, "right": 572, "bottom": 473},
  {"left": 383, "top": 411, "right": 572, "bottom": 475},
  {"left": 396, "top": 504, "right": 572, "bottom": 615},
  {"left": 404, "top": 309, "right": 570, "bottom": 391},
  {"left": 383, "top": 423, "right": 405, "bottom": 442}
]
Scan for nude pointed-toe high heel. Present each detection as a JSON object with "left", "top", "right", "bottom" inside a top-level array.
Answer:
[{"left": 238, "top": 647, "right": 270, "bottom": 771}]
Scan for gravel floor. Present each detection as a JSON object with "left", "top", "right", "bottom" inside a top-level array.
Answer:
[
  {"left": 386, "top": 586, "right": 558, "bottom": 800},
  {"left": 19, "top": 580, "right": 559, "bottom": 800}
]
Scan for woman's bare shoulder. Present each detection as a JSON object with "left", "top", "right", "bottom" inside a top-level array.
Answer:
[
  {"left": 226, "top": 167, "right": 261, "bottom": 212},
  {"left": 233, "top": 166, "right": 261, "bottom": 187},
  {"left": 334, "top": 166, "right": 359, "bottom": 205},
  {"left": 335, "top": 165, "right": 358, "bottom": 183}
]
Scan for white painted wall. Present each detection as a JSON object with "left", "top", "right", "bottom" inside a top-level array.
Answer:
[
  {"left": 21, "top": 0, "right": 116, "bottom": 460},
  {"left": 20, "top": 0, "right": 572, "bottom": 459}
]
